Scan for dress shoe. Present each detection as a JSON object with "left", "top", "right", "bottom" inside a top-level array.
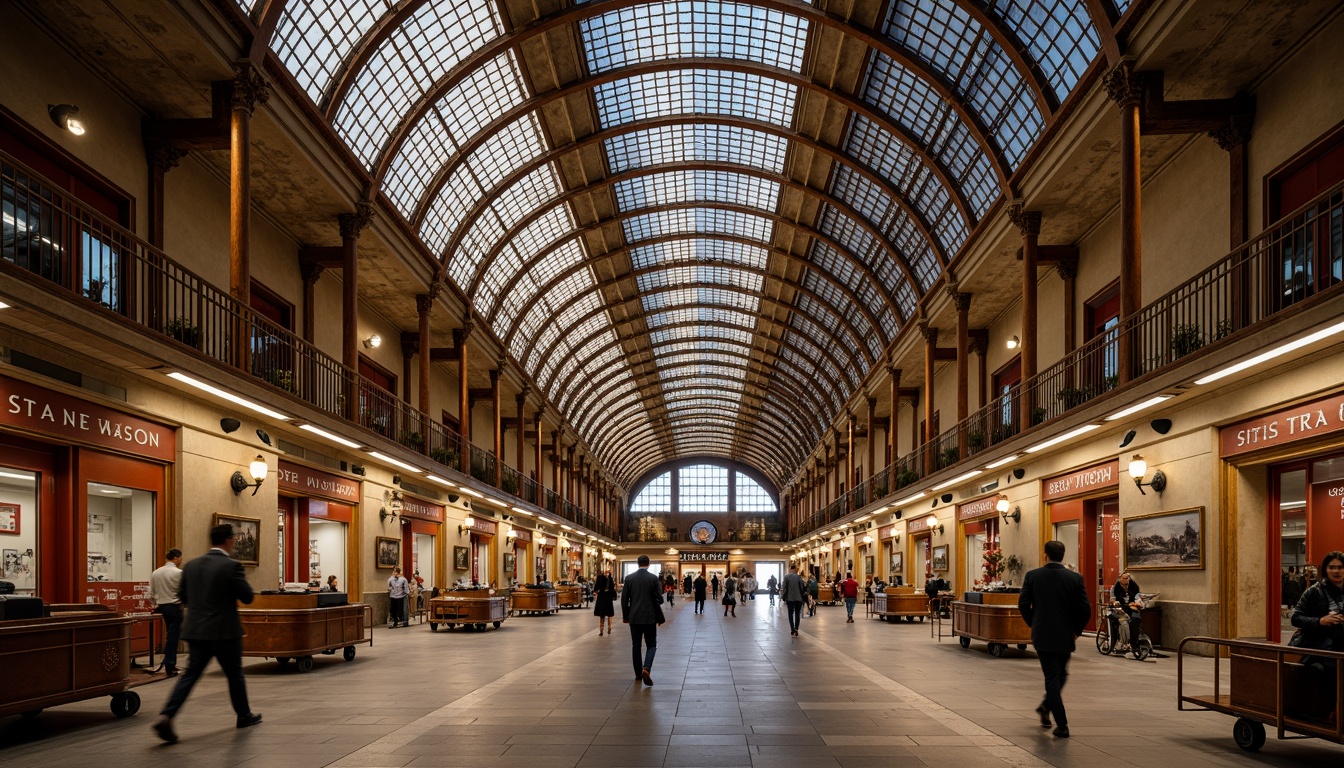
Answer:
[
  {"left": 236, "top": 712, "right": 263, "bottom": 729},
  {"left": 641, "top": 668, "right": 653, "bottom": 686},
  {"left": 1052, "top": 725, "right": 1070, "bottom": 738},
  {"left": 152, "top": 718, "right": 178, "bottom": 744},
  {"left": 1035, "top": 704, "right": 1051, "bottom": 727},
  {"left": 164, "top": 668, "right": 179, "bottom": 678}
]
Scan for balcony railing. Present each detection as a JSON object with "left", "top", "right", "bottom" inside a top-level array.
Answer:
[
  {"left": 1, "top": 150, "right": 614, "bottom": 539},
  {"left": 790, "top": 179, "right": 1344, "bottom": 540}
]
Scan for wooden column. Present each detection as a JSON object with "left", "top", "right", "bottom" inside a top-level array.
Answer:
[
  {"left": 1212, "top": 121, "right": 1253, "bottom": 328},
  {"left": 338, "top": 204, "right": 373, "bottom": 421},
  {"left": 454, "top": 321, "right": 473, "bottom": 474},
  {"left": 866, "top": 397, "right": 876, "bottom": 482},
  {"left": 920, "top": 322, "right": 938, "bottom": 474},
  {"left": 1009, "top": 205, "right": 1040, "bottom": 430},
  {"left": 566, "top": 446, "right": 576, "bottom": 506},
  {"left": 490, "top": 364, "right": 502, "bottom": 486},
  {"left": 969, "top": 333, "right": 989, "bottom": 413},
  {"left": 950, "top": 288, "right": 971, "bottom": 457},
  {"left": 416, "top": 289, "right": 437, "bottom": 422},
  {"left": 143, "top": 142, "right": 184, "bottom": 338},
  {"left": 888, "top": 368, "right": 900, "bottom": 465},
  {"left": 534, "top": 409, "right": 544, "bottom": 499},
  {"left": 846, "top": 416, "right": 855, "bottom": 493},
  {"left": 229, "top": 62, "right": 268, "bottom": 306},
  {"left": 1105, "top": 59, "right": 1144, "bottom": 384},
  {"left": 550, "top": 431, "right": 560, "bottom": 503},
  {"left": 400, "top": 334, "right": 414, "bottom": 404},
  {"left": 300, "top": 261, "right": 323, "bottom": 345},
  {"left": 1057, "top": 259, "right": 1078, "bottom": 356},
  {"left": 515, "top": 389, "right": 528, "bottom": 475}
]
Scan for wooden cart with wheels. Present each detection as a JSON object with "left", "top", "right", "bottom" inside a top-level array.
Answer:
[
  {"left": 1177, "top": 636, "right": 1343, "bottom": 753},
  {"left": 239, "top": 595, "right": 372, "bottom": 672},
  {"left": 556, "top": 585, "right": 583, "bottom": 609},
  {"left": 872, "top": 587, "right": 929, "bottom": 622},
  {"left": 0, "top": 612, "right": 145, "bottom": 721},
  {"left": 816, "top": 584, "right": 838, "bottom": 605},
  {"left": 428, "top": 595, "right": 509, "bottom": 631},
  {"left": 950, "top": 593, "right": 1032, "bottom": 657},
  {"left": 509, "top": 588, "right": 558, "bottom": 616}
]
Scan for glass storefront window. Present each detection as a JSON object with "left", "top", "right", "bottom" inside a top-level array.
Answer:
[
  {"left": 309, "top": 518, "right": 347, "bottom": 590},
  {"left": 0, "top": 467, "right": 38, "bottom": 595},
  {"left": 413, "top": 533, "right": 435, "bottom": 590},
  {"left": 86, "top": 482, "right": 154, "bottom": 582}
]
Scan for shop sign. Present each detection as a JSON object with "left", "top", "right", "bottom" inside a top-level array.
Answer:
[
  {"left": 680, "top": 552, "right": 729, "bottom": 561},
  {"left": 568, "top": 541, "right": 584, "bottom": 552},
  {"left": 907, "top": 516, "right": 930, "bottom": 534},
  {"left": 1221, "top": 390, "right": 1344, "bottom": 458},
  {"left": 511, "top": 528, "right": 532, "bottom": 542},
  {"left": 957, "top": 496, "right": 998, "bottom": 521},
  {"left": 2, "top": 374, "right": 174, "bottom": 461},
  {"left": 537, "top": 536, "right": 554, "bottom": 547},
  {"left": 277, "top": 461, "right": 360, "bottom": 504},
  {"left": 878, "top": 525, "right": 896, "bottom": 539},
  {"left": 470, "top": 518, "right": 497, "bottom": 536},
  {"left": 400, "top": 495, "right": 444, "bottom": 523},
  {"left": 1042, "top": 460, "right": 1119, "bottom": 502}
]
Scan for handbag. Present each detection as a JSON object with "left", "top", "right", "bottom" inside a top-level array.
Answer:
[
  {"left": 655, "top": 603, "right": 666, "bottom": 625},
  {"left": 1287, "top": 628, "right": 1305, "bottom": 648}
]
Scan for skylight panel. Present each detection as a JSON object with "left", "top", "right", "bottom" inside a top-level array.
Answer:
[
  {"left": 613, "top": 170, "right": 780, "bottom": 212},
  {"left": 660, "top": 352, "right": 747, "bottom": 369},
  {"left": 604, "top": 124, "right": 787, "bottom": 174},
  {"left": 467, "top": 114, "right": 549, "bottom": 196},
  {"left": 641, "top": 286, "right": 759, "bottom": 314},
  {"left": 659, "top": 363, "right": 747, "bottom": 381},
  {"left": 333, "top": 0, "right": 502, "bottom": 167},
  {"left": 647, "top": 306, "right": 756, "bottom": 329},
  {"left": 581, "top": 2, "right": 810, "bottom": 74},
  {"left": 272, "top": 0, "right": 392, "bottom": 103},
  {"left": 649, "top": 325, "right": 755, "bottom": 347},
  {"left": 992, "top": 1, "right": 1099, "bottom": 102},
  {"left": 594, "top": 69, "right": 797, "bottom": 129},
  {"left": 634, "top": 265, "right": 763, "bottom": 293},
  {"left": 629, "top": 238, "right": 769, "bottom": 270},
  {"left": 622, "top": 208, "right": 774, "bottom": 243},
  {"left": 495, "top": 269, "right": 542, "bottom": 331},
  {"left": 384, "top": 111, "right": 454, "bottom": 218},
  {"left": 419, "top": 168, "right": 482, "bottom": 257},
  {"left": 474, "top": 246, "right": 524, "bottom": 322},
  {"left": 508, "top": 204, "right": 574, "bottom": 266}
]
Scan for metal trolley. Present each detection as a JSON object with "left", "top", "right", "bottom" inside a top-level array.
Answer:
[{"left": 1177, "top": 636, "right": 1343, "bottom": 752}]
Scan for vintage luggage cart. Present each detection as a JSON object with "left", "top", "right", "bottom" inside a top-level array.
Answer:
[
  {"left": 872, "top": 587, "right": 930, "bottom": 622},
  {"left": 556, "top": 585, "right": 583, "bottom": 609},
  {"left": 1177, "top": 636, "right": 1343, "bottom": 752},
  {"left": 0, "top": 612, "right": 143, "bottom": 719},
  {"left": 509, "top": 587, "right": 558, "bottom": 616},
  {"left": 949, "top": 592, "right": 1032, "bottom": 657},
  {"left": 239, "top": 593, "right": 372, "bottom": 672},
  {"left": 429, "top": 595, "right": 509, "bottom": 631}
]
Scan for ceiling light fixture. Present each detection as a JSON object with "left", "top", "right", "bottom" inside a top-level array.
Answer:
[
  {"left": 894, "top": 491, "right": 926, "bottom": 506},
  {"left": 48, "top": 104, "right": 85, "bottom": 135},
  {"left": 168, "top": 372, "right": 292, "bottom": 421},
  {"left": 366, "top": 451, "right": 422, "bottom": 474},
  {"left": 1025, "top": 423, "right": 1101, "bottom": 454},
  {"left": 1105, "top": 395, "right": 1172, "bottom": 422},
  {"left": 1196, "top": 320, "right": 1344, "bottom": 385},
  {"left": 299, "top": 423, "right": 363, "bottom": 449},
  {"left": 933, "top": 469, "right": 982, "bottom": 490},
  {"left": 984, "top": 454, "right": 1019, "bottom": 469}
]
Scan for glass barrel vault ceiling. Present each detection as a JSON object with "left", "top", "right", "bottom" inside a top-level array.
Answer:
[{"left": 243, "top": 0, "right": 1113, "bottom": 486}]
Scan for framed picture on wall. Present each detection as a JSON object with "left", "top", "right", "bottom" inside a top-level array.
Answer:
[
  {"left": 0, "top": 503, "right": 19, "bottom": 534},
  {"left": 1123, "top": 506, "right": 1204, "bottom": 570},
  {"left": 213, "top": 514, "right": 260, "bottom": 566},
  {"left": 890, "top": 551, "right": 903, "bottom": 574},
  {"left": 932, "top": 545, "right": 949, "bottom": 572},
  {"left": 503, "top": 553, "right": 515, "bottom": 573},
  {"left": 864, "top": 556, "right": 874, "bottom": 576},
  {"left": 375, "top": 537, "right": 400, "bottom": 569},
  {"left": 453, "top": 545, "right": 470, "bottom": 570}
]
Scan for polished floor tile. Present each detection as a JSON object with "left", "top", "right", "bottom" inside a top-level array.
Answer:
[{"left": 1, "top": 601, "right": 1338, "bottom": 766}]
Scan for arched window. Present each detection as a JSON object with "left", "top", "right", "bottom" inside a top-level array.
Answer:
[{"left": 627, "top": 462, "right": 778, "bottom": 541}]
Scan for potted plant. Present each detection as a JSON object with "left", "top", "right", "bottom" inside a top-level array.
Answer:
[
  {"left": 1056, "top": 386, "right": 1093, "bottom": 408},
  {"left": 967, "top": 430, "right": 986, "bottom": 452},
  {"left": 262, "top": 368, "right": 297, "bottom": 394},
  {"left": 165, "top": 318, "right": 201, "bottom": 349},
  {"left": 1031, "top": 406, "right": 1048, "bottom": 426},
  {"left": 431, "top": 447, "right": 458, "bottom": 466},
  {"left": 992, "top": 423, "right": 1015, "bottom": 443},
  {"left": 1171, "top": 323, "right": 1204, "bottom": 359},
  {"left": 894, "top": 469, "right": 919, "bottom": 489},
  {"left": 939, "top": 447, "right": 960, "bottom": 468},
  {"left": 402, "top": 430, "right": 425, "bottom": 448},
  {"left": 501, "top": 475, "right": 519, "bottom": 495}
]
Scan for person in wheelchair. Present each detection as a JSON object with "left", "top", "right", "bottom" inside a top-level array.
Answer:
[{"left": 1109, "top": 572, "right": 1143, "bottom": 651}]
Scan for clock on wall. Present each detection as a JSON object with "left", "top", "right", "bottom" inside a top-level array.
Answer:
[{"left": 689, "top": 520, "right": 717, "bottom": 545}]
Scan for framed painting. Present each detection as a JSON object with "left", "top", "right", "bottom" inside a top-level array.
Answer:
[
  {"left": 213, "top": 514, "right": 260, "bottom": 566},
  {"left": 0, "top": 503, "right": 18, "bottom": 535},
  {"left": 890, "top": 551, "right": 903, "bottom": 574},
  {"left": 453, "top": 545, "right": 470, "bottom": 571},
  {"left": 376, "top": 537, "right": 400, "bottom": 569},
  {"left": 931, "top": 544, "right": 949, "bottom": 572},
  {"left": 1123, "top": 507, "right": 1204, "bottom": 570},
  {"left": 503, "top": 552, "right": 515, "bottom": 573}
]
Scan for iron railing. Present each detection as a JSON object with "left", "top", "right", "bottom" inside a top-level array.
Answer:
[{"left": 1, "top": 150, "right": 615, "bottom": 539}]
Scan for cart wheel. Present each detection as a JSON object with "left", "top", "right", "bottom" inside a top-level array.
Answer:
[
  {"left": 110, "top": 691, "right": 140, "bottom": 718},
  {"left": 1233, "top": 718, "right": 1266, "bottom": 752},
  {"left": 1095, "top": 630, "right": 1111, "bottom": 655},
  {"left": 296, "top": 656, "right": 314, "bottom": 673},
  {"left": 1134, "top": 637, "right": 1153, "bottom": 661},
  {"left": 493, "top": 621, "right": 502, "bottom": 628},
  {"left": 343, "top": 646, "right": 356, "bottom": 661},
  {"left": 1017, "top": 644, "right": 1027, "bottom": 651},
  {"left": 989, "top": 643, "right": 1006, "bottom": 658},
  {"left": 430, "top": 623, "right": 438, "bottom": 632},
  {"left": 476, "top": 623, "right": 486, "bottom": 630},
  {"left": 959, "top": 636, "right": 970, "bottom": 649},
  {"left": 20, "top": 709, "right": 42, "bottom": 718}
]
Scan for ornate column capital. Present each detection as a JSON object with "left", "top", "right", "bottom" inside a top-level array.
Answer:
[
  {"left": 517, "top": 386, "right": 531, "bottom": 405},
  {"left": 968, "top": 332, "right": 989, "bottom": 358},
  {"left": 534, "top": 407, "right": 545, "bottom": 424},
  {"left": 338, "top": 201, "right": 375, "bottom": 240},
  {"left": 300, "top": 260, "right": 325, "bottom": 285},
  {"left": 415, "top": 291, "right": 436, "bottom": 315},
  {"left": 1209, "top": 114, "right": 1253, "bottom": 151},
  {"left": 144, "top": 138, "right": 187, "bottom": 171},
  {"left": 947, "top": 288, "right": 972, "bottom": 314},
  {"left": 918, "top": 321, "right": 939, "bottom": 346},
  {"left": 230, "top": 60, "right": 271, "bottom": 115},
  {"left": 1007, "top": 203, "right": 1042, "bottom": 237},
  {"left": 1103, "top": 57, "right": 1144, "bottom": 108},
  {"left": 400, "top": 334, "right": 418, "bottom": 359},
  {"left": 1055, "top": 257, "right": 1079, "bottom": 281}
]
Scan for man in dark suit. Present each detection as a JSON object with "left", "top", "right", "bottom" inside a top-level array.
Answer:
[
  {"left": 153, "top": 523, "right": 261, "bottom": 743},
  {"left": 1018, "top": 540, "right": 1090, "bottom": 738},
  {"left": 621, "top": 555, "right": 664, "bottom": 686}
]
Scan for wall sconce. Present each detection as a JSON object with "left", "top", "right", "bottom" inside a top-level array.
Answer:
[
  {"left": 1006, "top": 335, "right": 1020, "bottom": 350},
  {"left": 506, "top": 527, "right": 517, "bottom": 540},
  {"left": 458, "top": 515, "right": 475, "bottom": 537},
  {"left": 995, "top": 495, "right": 1020, "bottom": 524},
  {"left": 840, "top": 539, "right": 851, "bottom": 549},
  {"left": 362, "top": 333, "right": 382, "bottom": 349},
  {"left": 861, "top": 535, "right": 873, "bottom": 549},
  {"left": 379, "top": 506, "right": 398, "bottom": 523},
  {"left": 1128, "top": 454, "right": 1167, "bottom": 496},
  {"left": 230, "top": 455, "right": 268, "bottom": 496},
  {"left": 48, "top": 104, "right": 85, "bottom": 135},
  {"left": 924, "top": 514, "right": 944, "bottom": 536}
]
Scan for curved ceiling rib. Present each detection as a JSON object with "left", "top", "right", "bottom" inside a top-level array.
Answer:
[
  {"left": 586, "top": 384, "right": 815, "bottom": 454},
  {"left": 607, "top": 422, "right": 801, "bottom": 481}
]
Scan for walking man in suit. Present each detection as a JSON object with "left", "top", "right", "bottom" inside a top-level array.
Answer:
[
  {"left": 153, "top": 523, "right": 261, "bottom": 743},
  {"left": 622, "top": 555, "right": 664, "bottom": 686},
  {"left": 780, "top": 564, "right": 806, "bottom": 636},
  {"left": 1018, "top": 540, "right": 1091, "bottom": 738}
]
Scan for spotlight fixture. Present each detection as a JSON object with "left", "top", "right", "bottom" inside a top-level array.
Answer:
[
  {"left": 1006, "top": 335, "right": 1020, "bottom": 350},
  {"left": 48, "top": 104, "right": 85, "bottom": 135},
  {"left": 1119, "top": 429, "right": 1137, "bottom": 449},
  {"left": 1012, "top": 468, "right": 1026, "bottom": 480},
  {"left": 940, "top": 493, "right": 954, "bottom": 504},
  {"left": 1128, "top": 454, "right": 1167, "bottom": 496},
  {"left": 362, "top": 334, "right": 382, "bottom": 349},
  {"left": 1150, "top": 418, "right": 1173, "bottom": 435},
  {"left": 255, "top": 428, "right": 272, "bottom": 446},
  {"left": 892, "top": 510, "right": 903, "bottom": 520},
  {"left": 230, "top": 455, "right": 268, "bottom": 496},
  {"left": 350, "top": 464, "right": 366, "bottom": 476},
  {"left": 220, "top": 417, "right": 241, "bottom": 434}
]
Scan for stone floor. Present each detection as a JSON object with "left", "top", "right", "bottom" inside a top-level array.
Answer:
[{"left": 2, "top": 597, "right": 1338, "bottom": 767}]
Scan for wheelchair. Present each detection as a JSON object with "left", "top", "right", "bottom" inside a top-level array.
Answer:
[{"left": 1094, "top": 596, "right": 1156, "bottom": 661}]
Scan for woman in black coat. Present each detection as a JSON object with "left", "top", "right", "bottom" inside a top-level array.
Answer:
[
  {"left": 693, "top": 574, "right": 708, "bottom": 614},
  {"left": 1290, "top": 550, "right": 1344, "bottom": 672},
  {"left": 593, "top": 570, "right": 617, "bottom": 636}
]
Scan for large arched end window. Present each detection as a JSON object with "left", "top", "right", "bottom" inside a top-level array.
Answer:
[{"left": 626, "top": 460, "right": 778, "bottom": 542}]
